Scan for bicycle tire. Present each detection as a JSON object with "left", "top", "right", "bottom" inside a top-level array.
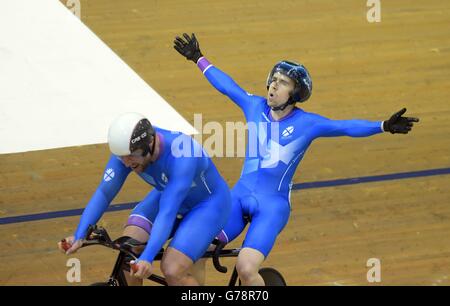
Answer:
[{"left": 258, "top": 267, "right": 286, "bottom": 286}]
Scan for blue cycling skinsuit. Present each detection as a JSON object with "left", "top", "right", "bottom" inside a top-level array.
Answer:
[
  {"left": 196, "top": 57, "right": 384, "bottom": 257},
  {"left": 74, "top": 127, "right": 231, "bottom": 263}
]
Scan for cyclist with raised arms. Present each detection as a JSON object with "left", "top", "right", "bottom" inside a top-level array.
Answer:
[{"left": 174, "top": 33, "right": 419, "bottom": 285}]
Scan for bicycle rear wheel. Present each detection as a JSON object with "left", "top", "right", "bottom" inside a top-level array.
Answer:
[{"left": 259, "top": 267, "right": 286, "bottom": 286}]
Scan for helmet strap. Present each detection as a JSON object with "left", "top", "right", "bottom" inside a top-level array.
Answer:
[
  {"left": 270, "top": 97, "right": 295, "bottom": 112},
  {"left": 149, "top": 134, "right": 156, "bottom": 155},
  {"left": 142, "top": 133, "right": 157, "bottom": 160},
  {"left": 136, "top": 134, "right": 154, "bottom": 158}
]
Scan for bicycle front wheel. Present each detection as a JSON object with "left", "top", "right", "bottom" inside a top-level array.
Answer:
[{"left": 259, "top": 267, "right": 286, "bottom": 286}]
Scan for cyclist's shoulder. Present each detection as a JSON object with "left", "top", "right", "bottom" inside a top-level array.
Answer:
[
  {"left": 241, "top": 94, "right": 267, "bottom": 114},
  {"left": 293, "top": 108, "right": 328, "bottom": 122}
]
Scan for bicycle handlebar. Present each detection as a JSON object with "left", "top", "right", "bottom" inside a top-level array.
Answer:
[
  {"left": 61, "top": 225, "right": 235, "bottom": 274},
  {"left": 212, "top": 240, "right": 228, "bottom": 273},
  {"left": 60, "top": 225, "right": 139, "bottom": 260}
]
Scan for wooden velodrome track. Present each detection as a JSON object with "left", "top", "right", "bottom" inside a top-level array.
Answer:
[{"left": 1, "top": 0, "right": 449, "bottom": 285}]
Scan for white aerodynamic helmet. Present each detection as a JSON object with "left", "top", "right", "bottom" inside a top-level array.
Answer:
[{"left": 107, "top": 112, "right": 155, "bottom": 156}]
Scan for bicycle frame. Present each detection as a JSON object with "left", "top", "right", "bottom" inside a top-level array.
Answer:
[{"left": 80, "top": 225, "right": 243, "bottom": 286}]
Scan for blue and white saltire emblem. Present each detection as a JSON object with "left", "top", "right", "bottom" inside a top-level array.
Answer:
[
  {"left": 241, "top": 122, "right": 305, "bottom": 171},
  {"left": 104, "top": 168, "right": 115, "bottom": 182},
  {"left": 243, "top": 122, "right": 304, "bottom": 173},
  {"left": 282, "top": 126, "right": 294, "bottom": 138},
  {"left": 258, "top": 122, "right": 300, "bottom": 168},
  {"left": 260, "top": 138, "right": 303, "bottom": 169}
]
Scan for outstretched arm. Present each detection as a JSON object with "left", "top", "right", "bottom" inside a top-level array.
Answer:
[
  {"left": 312, "top": 108, "right": 419, "bottom": 138},
  {"left": 174, "top": 33, "right": 253, "bottom": 111},
  {"left": 73, "top": 155, "right": 130, "bottom": 240},
  {"left": 314, "top": 116, "right": 384, "bottom": 138}
]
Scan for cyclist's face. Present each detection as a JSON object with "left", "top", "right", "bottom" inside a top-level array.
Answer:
[
  {"left": 121, "top": 149, "right": 151, "bottom": 173},
  {"left": 267, "top": 72, "right": 295, "bottom": 107}
]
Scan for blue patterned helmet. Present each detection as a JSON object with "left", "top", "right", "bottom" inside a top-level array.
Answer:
[{"left": 266, "top": 60, "right": 312, "bottom": 103}]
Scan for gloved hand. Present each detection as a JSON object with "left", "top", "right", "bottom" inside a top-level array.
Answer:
[
  {"left": 383, "top": 108, "right": 419, "bottom": 134},
  {"left": 173, "top": 33, "right": 203, "bottom": 63}
]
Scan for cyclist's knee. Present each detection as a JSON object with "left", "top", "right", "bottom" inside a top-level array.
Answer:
[
  {"left": 161, "top": 248, "right": 194, "bottom": 283},
  {"left": 236, "top": 259, "right": 259, "bottom": 281},
  {"left": 161, "top": 260, "right": 185, "bottom": 282},
  {"left": 236, "top": 248, "right": 265, "bottom": 281}
]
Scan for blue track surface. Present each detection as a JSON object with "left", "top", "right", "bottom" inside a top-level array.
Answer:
[{"left": 1, "top": 167, "right": 449, "bottom": 225}]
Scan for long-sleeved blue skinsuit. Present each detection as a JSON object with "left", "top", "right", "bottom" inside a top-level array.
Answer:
[
  {"left": 74, "top": 127, "right": 231, "bottom": 263},
  {"left": 197, "top": 57, "right": 383, "bottom": 257}
]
